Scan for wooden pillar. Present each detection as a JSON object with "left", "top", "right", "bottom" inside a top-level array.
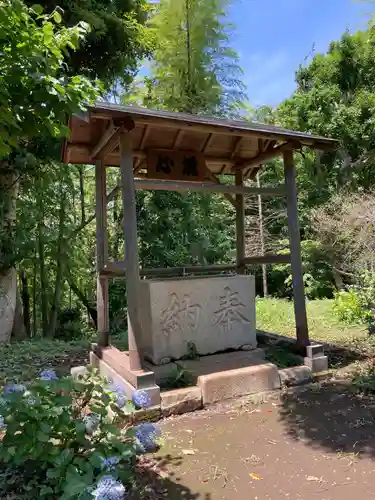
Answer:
[
  {"left": 119, "top": 131, "right": 142, "bottom": 371},
  {"left": 283, "top": 150, "right": 309, "bottom": 347},
  {"left": 95, "top": 160, "right": 109, "bottom": 346},
  {"left": 257, "top": 172, "right": 268, "bottom": 297},
  {"left": 235, "top": 170, "right": 246, "bottom": 274}
]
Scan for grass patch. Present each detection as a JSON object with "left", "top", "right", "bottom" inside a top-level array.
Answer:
[
  {"left": 264, "top": 345, "right": 303, "bottom": 369},
  {"left": 256, "top": 298, "right": 367, "bottom": 346},
  {"left": 0, "top": 339, "right": 91, "bottom": 385}
]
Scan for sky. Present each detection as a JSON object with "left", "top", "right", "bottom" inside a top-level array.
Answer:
[{"left": 229, "top": 0, "right": 373, "bottom": 106}]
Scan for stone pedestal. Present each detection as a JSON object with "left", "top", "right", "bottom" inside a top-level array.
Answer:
[{"left": 139, "top": 275, "right": 256, "bottom": 365}]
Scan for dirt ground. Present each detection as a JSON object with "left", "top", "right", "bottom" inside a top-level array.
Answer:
[{"left": 133, "top": 381, "right": 375, "bottom": 500}]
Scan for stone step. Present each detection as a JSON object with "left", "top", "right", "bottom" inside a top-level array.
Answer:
[{"left": 197, "top": 362, "right": 280, "bottom": 405}]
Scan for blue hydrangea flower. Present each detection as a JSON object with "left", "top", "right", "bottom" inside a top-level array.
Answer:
[
  {"left": 91, "top": 475, "right": 127, "bottom": 499},
  {"left": 0, "top": 415, "right": 6, "bottom": 430},
  {"left": 135, "top": 423, "right": 162, "bottom": 454},
  {"left": 101, "top": 456, "right": 120, "bottom": 472},
  {"left": 108, "top": 383, "right": 127, "bottom": 409},
  {"left": 83, "top": 413, "right": 100, "bottom": 435},
  {"left": 40, "top": 369, "right": 58, "bottom": 381},
  {"left": 132, "top": 390, "right": 151, "bottom": 409},
  {"left": 4, "top": 383, "right": 26, "bottom": 394}
]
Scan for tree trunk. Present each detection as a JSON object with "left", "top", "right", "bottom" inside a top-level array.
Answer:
[
  {"left": 19, "top": 267, "right": 31, "bottom": 337},
  {"left": 32, "top": 251, "right": 37, "bottom": 337},
  {"left": 38, "top": 216, "right": 48, "bottom": 336},
  {"left": 12, "top": 282, "right": 26, "bottom": 340},
  {"left": 48, "top": 191, "right": 67, "bottom": 337},
  {"left": 0, "top": 268, "right": 17, "bottom": 343},
  {"left": 78, "top": 165, "right": 85, "bottom": 226},
  {"left": 257, "top": 172, "right": 268, "bottom": 297},
  {"left": 0, "top": 170, "right": 19, "bottom": 343},
  {"left": 67, "top": 276, "right": 97, "bottom": 328}
]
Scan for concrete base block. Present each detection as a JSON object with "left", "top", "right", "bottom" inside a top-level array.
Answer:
[
  {"left": 304, "top": 355, "right": 328, "bottom": 373},
  {"left": 198, "top": 362, "right": 280, "bottom": 405},
  {"left": 161, "top": 386, "right": 203, "bottom": 417},
  {"left": 177, "top": 349, "right": 266, "bottom": 381},
  {"left": 90, "top": 352, "right": 161, "bottom": 407},
  {"left": 279, "top": 366, "right": 313, "bottom": 387}
]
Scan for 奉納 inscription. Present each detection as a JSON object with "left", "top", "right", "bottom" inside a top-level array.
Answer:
[
  {"left": 213, "top": 286, "right": 250, "bottom": 332},
  {"left": 160, "top": 293, "right": 201, "bottom": 337}
]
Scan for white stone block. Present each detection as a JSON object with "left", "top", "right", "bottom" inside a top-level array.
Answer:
[{"left": 139, "top": 275, "right": 256, "bottom": 365}]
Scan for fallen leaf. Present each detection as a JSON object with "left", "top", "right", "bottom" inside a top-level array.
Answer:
[
  {"left": 182, "top": 449, "right": 195, "bottom": 455},
  {"left": 306, "top": 476, "right": 323, "bottom": 482},
  {"left": 158, "top": 470, "right": 169, "bottom": 479},
  {"left": 249, "top": 473, "right": 262, "bottom": 480}
]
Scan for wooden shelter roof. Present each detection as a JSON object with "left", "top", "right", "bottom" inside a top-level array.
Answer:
[{"left": 63, "top": 102, "right": 338, "bottom": 176}]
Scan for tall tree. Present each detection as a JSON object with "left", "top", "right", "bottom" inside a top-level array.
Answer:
[
  {"left": 120, "top": 0, "right": 247, "bottom": 276},
  {"left": 127, "top": 0, "right": 246, "bottom": 116},
  {"left": 23, "top": 0, "right": 152, "bottom": 87},
  {"left": 0, "top": 1, "right": 98, "bottom": 341}
]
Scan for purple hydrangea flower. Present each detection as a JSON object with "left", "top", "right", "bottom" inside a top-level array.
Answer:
[
  {"left": 83, "top": 413, "right": 100, "bottom": 435},
  {"left": 4, "top": 383, "right": 26, "bottom": 394},
  {"left": 101, "top": 456, "right": 120, "bottom": 472},
  {"left": 108, "top": 383, "right": 127, "bottom": 409},
  {"left": 135, "top": 423, "right": 162, "bottom": 453},
  {"left": 0, "top": 415, "right": 6, "bottom": 430},
  {"left": 91, "top": 475, "right": 127, "bottom": 499},
  {"left": 40, "top": 369, "right": 58, "bottom": 381},
  {"left": 132, "top": 390, "right": 151, "bottom": 409}
]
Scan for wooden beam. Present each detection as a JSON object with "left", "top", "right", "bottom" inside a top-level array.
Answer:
[
  {"left": 231, "top": 137, "right": 243, "bottom": 158},
  {"left": 91, "top": 124, "right": 120, "bottom": 159},
  {"left": 133, "top": 178, "right": 286, "bottom": 196},
  {"left": 235, "top": 170, "right": 245, "bottom": 273},
  {"left": 173, "top": 129, "right": 184, "bottom": 149},
  {"left": 202, "top": 133, "right": 214, "bottom": 153},
  {"left": 233, "top": 142, "right": 291, "bottom": 171},
  {"left": 139, "top": 125, "right": 150, "bottom": 150},
  {"left": 283, "top": 150, "right": 309, "bottom": 347},
  {"left": 243, "top": 254, "right": 291, "bottom": 265},
  {"left": 95, "top": 160, "right": 109, "bottom": 346},
  {"left": 101, "top": 262, "right": 237, "bottom": 277},
  {"left": 120, "top": 131, "right": 143, "bottom": 370},
  {"left": 204, "top": 168, "right": 236, "bottom": 207}
]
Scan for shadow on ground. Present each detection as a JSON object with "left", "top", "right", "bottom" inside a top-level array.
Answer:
[
  {"left": 130, "top": 454, "right": 211, "bottom": 500},
  {"left": 258, "top": 329, "right": 370, "bottom": 370},
  {"left": 279, "top": 381, "right": 375, "bottom": 458},
  {"left": 324, "top": 342, "right": 369, "bottom": 369}
]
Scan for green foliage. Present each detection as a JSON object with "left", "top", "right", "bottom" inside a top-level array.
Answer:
[
  {"left": 352, "top": 362, "right": 375, "bottom": 394},
  {"left": 333, "top": 288, "right": 368, "bottom": 325},
  {"left": 0, "top": 0, "right": 99, "bottom": 158},
  {"left": 162, "top": 365, "right": 194, "bottom": 390},
  {"left": 277, "top": 27, "right": 375, "bottom": 194},
  {"left": 0, "top": 340, "right": 91, "bottom": 384},
  {"left": 332, "top": 272, "right": 375, "bottom": 335},
  {"left": 0, "top": 367, "right": 143, "bottom": 499},
  {"left": 125, "top": 0, "right": 246, "bottom": 116},
  {"left": 264, "top": 345, "right": 302, "bottom": 369},
  {"left": 24, "top": 0, "right": 152, "bottom": 87},
  {"left": 136, "top": 186, "right": 235, "bottom": 270}
]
